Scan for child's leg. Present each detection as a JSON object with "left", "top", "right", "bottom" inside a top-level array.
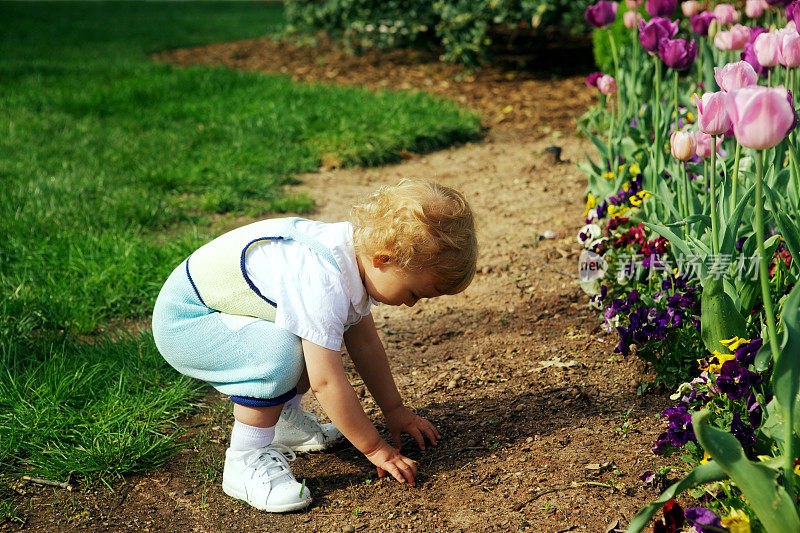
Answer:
[{"left": 229, "top": 403, "right": 283, "bottom": 451}]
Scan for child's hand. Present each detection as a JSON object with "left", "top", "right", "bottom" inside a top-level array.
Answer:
[
  {"left": 365, "top": 443, "right": 418, "bottom": 486},
  {"left": 385, "top": 405, "right": 441, "bottom": 451}
]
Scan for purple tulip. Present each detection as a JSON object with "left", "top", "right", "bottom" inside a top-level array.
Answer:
[
  {"left": 789, "top": 1, "right": 800, "bottom": 24},
  {"left": 585, "top": 1, "right": 620, "bottom": 28},
  {"left": 639, "top": 17, "right": 680, "bottom": 52},
  {"left": 690, "top": 11, "right": 716, "bottom": 36},
  {"left": 646, "top": 0, "right": 678, "bottom": 17},
  {"left": 749, "top": 25, "right": 768, "bottom": 43},
  {"left": 766, "top": 0, "right": 792, "bottom": 6},
  {"left": 586, "top": 71, "right": 604, "bottom": 87},
  {"left": 684, "top": 508, "right": 724, "bottom": 533},
  {"left": 788, "top": 90, "right": 798, "bottom": 133},
  {"left": 659, "top": 38, "right": 698, "bottom": 70},
  {"left": 741, "top": 42, "right": 769, "bottom": 77}
]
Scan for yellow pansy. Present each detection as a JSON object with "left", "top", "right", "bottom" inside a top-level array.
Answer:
[
  {"left": 629, "top": 190, "right": 652, "bottom": 207},
  {"left": 584, "top": 193, "right": 598, "bottom": 217},
  {"left": 794, "top": 458, "right": 800, "bottom": 477},
  {"left": 602, "top": 171, "right": 615, "bottom": 180},
  {"left": 721, "top": 509, "right": 750, "bottom": 533},
  {"left": 629, "top": 163, "right": 641, "bottom": 175},
  {"left": 622, "top": 182, "right": 630, "bottom": 191},
  {"left": 700, "top": 451, "right": 712, "bottom": 464},
  {"left": 608, "top": 205, "right": 631, "bottom": 217},
  {"left": 721, "top": 337, "right": 750, "bottom": 351},
  {"left": 700, "top": 350, "right": 736, "bottom": 373},
  {"left": 686, "top": 111, "right": 695, "bottom": 123}
]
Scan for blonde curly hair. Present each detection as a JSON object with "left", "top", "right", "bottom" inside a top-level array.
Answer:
[{"left": 351, "top": 179, "right": 477, "bottom": 295}]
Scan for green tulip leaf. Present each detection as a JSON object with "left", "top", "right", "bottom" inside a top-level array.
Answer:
[
  {"left": 578, "top": 123, "right": 609, "bottom": 159},
  {"left": 643, "top": 222, "right": 692, "bottom": 259},
  {"left": 692, "top": 410, "right": 800, "bottom": 533},
  {"left": 626, "top": 461, "right": 728, "bottom": 533},
  {"left": 773, "top": 283, "right": 800, "bottom": 458},
  {"left": 701, "top": 277, "right": 746, "bottom": 354},
  {"left": 719, "top": 183, "right": 755, "bottom": 257},
  {"left": 734, "top": 275, "right": 760, "bottom": 317}
]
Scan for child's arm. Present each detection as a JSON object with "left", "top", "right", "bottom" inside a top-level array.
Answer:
[
  {"left": 301, "top": 339, "right": 418, "bottom": 485},
  {"left": 343, "top": 314, "right": 440, "bottom": 451}
]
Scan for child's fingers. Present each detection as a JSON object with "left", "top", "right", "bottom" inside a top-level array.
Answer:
[
  {"left": 377, "top": 466, "right": 387, "bottom": 478},
  {"left": 384, "top": 460, "right": 415, "bottom": 486},
  {"left": 420, "top": 421, "right": 439, "bottom": 446},
  {"left": 390, "top": 430, "right": 403, "bottom": 451},
  {"left": 409, "top": 426, "right": 426, "bottom": 450}
]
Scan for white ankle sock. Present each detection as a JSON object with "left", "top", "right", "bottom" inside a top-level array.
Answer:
[
  {"left": 284, "top": 392, "right": 304, "bottom": 411},
  {"left": 229, "top": 420, "right": 275, "bottom": 451}
]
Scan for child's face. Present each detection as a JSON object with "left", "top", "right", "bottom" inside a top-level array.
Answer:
[{"left": 360, "top": 254, "right": 441, "bottom": 307}]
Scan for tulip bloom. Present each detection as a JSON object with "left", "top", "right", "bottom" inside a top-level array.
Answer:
[
  {"left": 623, "top": 10, "right": 643, "bottom": 28},
  {"left": 670, "top": 130, "right": 697, "bottom": 160},
  {"left": 694, "top": 131, "right": 723, "bottom": 157},
  {"left": 725, "top": 85, "right": 795, "bottom": 150},
  {"left": 626, "top": 0, "right": 643, "bottom": 8},
  {"left": 715, "top": 25, "right": 750, "bottom": 50},
  {"left": 754, "top": 32, "right": 781, "bottom": 67},
  {"left": 742, "top": 42, "right": 768, "bottom": 76},
  {"left": 713, "top": 4, "right": 740, "bottom": 25},
  {"left": 597, "top": 74, "right": 618, "bottom": 95},
  {"left": 779, "top": 30, "right": 800, "bottom": 66},
  {"left": 646, "top": 0, "right": 677, "bottom": 17},
  {"left": 694, "top": 91, "right": 733, "bottom": 135},
  {"left": 586, "top": 72, "right": 604, "bottom": 87},
  {"left": 585, "top": 1, "right": 619, "bottom": 28},
  {"left": 746, "top": 0, "right": 767, "bottom": 17},
  {"left": 766, "top": 0, "right": 792, "bottom": 6},
  {"left": 639, "top": 17, "right": 680, "bottom": 51},
  {"left": 659, "top": 38, "right": 698, "bottom": 70},
  {"left": 682, "top": 1, "right": 702, "bottom": 16},
  {"left": 714, "top": 61, "right": 759, "bottom": 92},
  {"left": 690, "top": 11, "right": 716, "bottom": 36},
  {"left": 789, "top": 1, "right": 800, "bottom": 24}
]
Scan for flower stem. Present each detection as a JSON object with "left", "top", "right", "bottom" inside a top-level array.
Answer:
[
  {"left": 731, "top": 141, "right": 741, "bottom": 213},
  {"left": 673, "top": 70, "right": 679, "bottom": 135},
  {"left": 654, "top": 56, "right": 662, "bottom": 172},
  {"left": 710, "top": 136, "right": 719, "bottom": 255},
  {"left": 754, "top": 150, "right": 780, "bottom": 363},
  {"left": 608, "top": 30, "right": 621, "bottom": 117}
]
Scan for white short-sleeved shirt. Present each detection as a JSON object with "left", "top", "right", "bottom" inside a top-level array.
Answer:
[{"left": 239, "top": 219, "right": 372, "bottom": 352}]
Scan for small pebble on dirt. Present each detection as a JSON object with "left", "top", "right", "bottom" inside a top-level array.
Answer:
[{"left": 342, "top": 526, "right": 355, "bottom": 533}]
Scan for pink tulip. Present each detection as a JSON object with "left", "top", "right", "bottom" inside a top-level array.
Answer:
[
  {"left": 779, "top": 31, "right": 800, "bottom": 66},
  {"left": 626, "top": 0, "right": 643, "bottom": 8},
  {"left": 694, "top": 131, "right": 723, "bottom": 157},
  {"left": 714, "top": 61, "right": 759, "bottom": 92},
  {"left": 713, "top": 3, "right": 740, "bottom": 25},
  {"left": 694, "top": 91, "right": 733, "bottom": 135},
  {"left": 725, "top": 85, "right": 795, "bottom": 150},
  {"left": 746, "top": 0, "right": 766, "bottom": 18},
  {"left": 597, "top": 74, "right": 617, "bottom": 95},
  {"left": 671, "top": 130, "right": 697, "bottom": 160},
  {"left": 624, "top": 10, "right": 643, "bottom": 28},
  {"left": 682, "top": 1, "right": 703, "bottom": 16},
  {"left": 754, "top": 32, "right": 781, "bottom": 67},
  {"left": 715, "top": 28, "right": 749, "bottom": 50}
]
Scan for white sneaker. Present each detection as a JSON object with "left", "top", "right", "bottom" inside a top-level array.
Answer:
[
  {"left": 221, "top": 444, "right": 312, "bottom": 512},
  {"left": 272, "top": 407, "right": 345, "bottom": 453}
]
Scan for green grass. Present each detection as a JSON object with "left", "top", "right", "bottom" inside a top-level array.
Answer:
[{"left": 0, "top": 1, "right": 482, "bottom": 493}]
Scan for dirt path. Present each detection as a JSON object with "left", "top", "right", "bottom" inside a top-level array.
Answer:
[{"left": 6, "top": 42, "right": 676, "bottom": 533}]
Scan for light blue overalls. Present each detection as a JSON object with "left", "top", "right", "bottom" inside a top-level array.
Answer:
[{"left": 151, "top": 218, "right": 341, "bottom": 407}]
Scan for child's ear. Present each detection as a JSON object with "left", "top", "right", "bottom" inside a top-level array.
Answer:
[{"left": 372, "top": 252, "right": 394, "bottom": 269}]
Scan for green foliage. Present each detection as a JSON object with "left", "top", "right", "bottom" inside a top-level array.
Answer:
[
  {"left": 700, "top": 277, "right": 746, "bottom": 354},
  {"left": 285, "top": 0, "right": 592, "bottom": 66},
  {"left": 591, "top": 6, "right": 630, "bottom": 72}
]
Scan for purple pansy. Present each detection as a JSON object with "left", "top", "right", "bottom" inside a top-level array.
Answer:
[
  {"left": 684, "top": 507, "right": 724, "bottom": 532},
  {"left": 731, "top": 412, "right": 756, "bottom": 449},
  {"left": 716, "top": 360, "right": 762, "bottom": 401},
  {"left": 734, "top": 337, "right": 762, "bottom": 366}
]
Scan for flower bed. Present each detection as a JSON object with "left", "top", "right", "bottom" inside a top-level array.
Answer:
[{"left": 580, "top": 0, "right": 800, "bottom": 530}]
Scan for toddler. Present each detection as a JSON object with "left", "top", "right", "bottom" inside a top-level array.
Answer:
[{"left": 151, "top": 179, "right": 477, "bottom": 512}]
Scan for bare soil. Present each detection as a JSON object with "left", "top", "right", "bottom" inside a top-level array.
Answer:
[{"left": 2, "top": 38, "right": 677, "bottom": 533}]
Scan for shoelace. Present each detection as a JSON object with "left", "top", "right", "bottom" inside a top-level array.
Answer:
[{"left": 245, "top": 444, "right": 298, "bottom": 483}]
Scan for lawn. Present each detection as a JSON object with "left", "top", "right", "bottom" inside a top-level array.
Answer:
[{"left": 0, "top": 0, "right": 482, "bottom": 497}]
